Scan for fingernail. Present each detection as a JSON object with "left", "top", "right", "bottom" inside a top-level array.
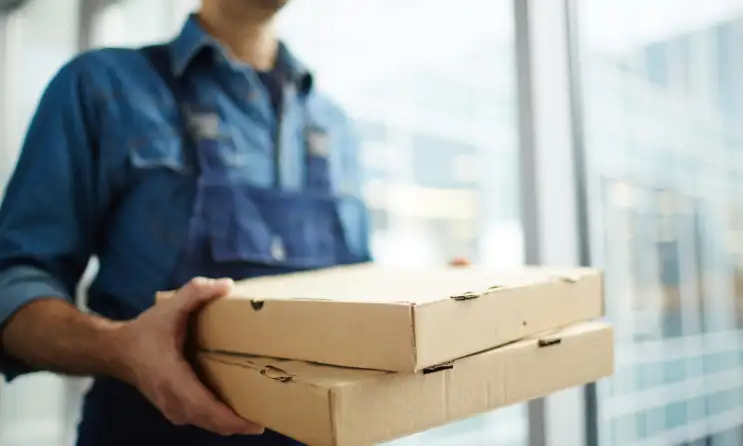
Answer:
[
  {"left": 244, "top": 425, "right": 265, "bottom": 435},
  {"left": 216, "top": 278, "right": 234, "bottom": 287}
]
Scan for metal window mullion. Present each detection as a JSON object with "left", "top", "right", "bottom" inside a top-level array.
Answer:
[
  {"left": 562, "top": 0, "right": 601, "bottom": 444},
  {"left": 0, "top": 11, "right": 7, "bottom": 444},
  {"left": 515, "top": 1, "right": 589, "bottom": 446},
  {"left": 0, "top": 13, "right": 7, "bottom": 156},
  {"left": 77, "top": 0, "right": 103, "bottom": 50},
  {"left": 513, "top": 3, "right": 548, "bottom": 443}
]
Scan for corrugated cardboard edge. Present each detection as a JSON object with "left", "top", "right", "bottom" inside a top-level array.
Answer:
[{"left": 412, "top": 270, "right": 605, "bottom": 371}]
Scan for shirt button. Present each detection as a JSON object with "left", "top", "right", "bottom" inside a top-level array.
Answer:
[
  {"left": 271, "top": 236, "right": 286, "bottom": 262},
  {"left": 307, "top": 131, "right": 330, "bottom": 158},
  {"left": 246, "top": 90, "right": 260, "bottom": 102}
]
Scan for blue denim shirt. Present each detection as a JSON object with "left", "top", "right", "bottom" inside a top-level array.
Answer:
[{"left": 0, "top": 16, "right": 369, "bottom": 379}]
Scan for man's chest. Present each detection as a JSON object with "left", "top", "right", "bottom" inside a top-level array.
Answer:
[
  {"left": 102, "top": 77, "right": 346, "bottom": 193},
  {"left": 89, "top": 67, "right": 366, "bottom": 301}
]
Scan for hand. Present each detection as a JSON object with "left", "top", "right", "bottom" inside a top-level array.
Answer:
[{"left": 115, "top": 277, "right": 263, "bottom": 436}]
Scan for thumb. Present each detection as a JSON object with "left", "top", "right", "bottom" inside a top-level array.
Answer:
[{"left": 174, "top": 277, "right": 234, "bottom": 313}]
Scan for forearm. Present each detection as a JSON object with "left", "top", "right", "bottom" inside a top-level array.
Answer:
[{"left": 1, "top": 298, "right": 133, "bottom": 381}]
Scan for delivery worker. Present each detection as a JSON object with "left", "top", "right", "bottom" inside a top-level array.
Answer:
[{"left": 0, "top": 0, "right": 370, "bottom": 444}]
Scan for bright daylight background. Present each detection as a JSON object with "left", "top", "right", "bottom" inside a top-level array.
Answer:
[{"left": 1, "top": 0, "right": 743, "bottom": 445}]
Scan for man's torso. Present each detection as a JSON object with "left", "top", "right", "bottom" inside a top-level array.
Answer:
[
  {"left": 75, "top": 31, "right": 367, "bottom": 321},
  {"left": 68, "top": 17, "right": 369, "bottom": 446}
]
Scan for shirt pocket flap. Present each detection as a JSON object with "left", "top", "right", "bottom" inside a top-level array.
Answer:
[{"left": 129, "top": 130, "right": 189, "bottom": 174}]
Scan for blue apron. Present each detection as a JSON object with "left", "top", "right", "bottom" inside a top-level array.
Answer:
[{"left": 76, "top": 46, "right": 367, "bottom": 446}]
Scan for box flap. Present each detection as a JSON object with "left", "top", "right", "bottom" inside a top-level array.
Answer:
[{"left": 199, "top": 321, "right": 613, "bottom": 446}]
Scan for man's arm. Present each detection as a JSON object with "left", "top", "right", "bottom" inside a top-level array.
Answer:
[
  {"left": 2, "top": 299, "right": 129, "bottom": 378},
  {"left": 0, "top": 54, "right": 260, "bottom": 436},
  {"left": 0, "top": 57, "right": 110, "bottom": 379}
]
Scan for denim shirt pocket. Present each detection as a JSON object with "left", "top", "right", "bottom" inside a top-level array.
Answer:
[{"left": 128, "top": 129, "right": 190, "bottom": 175}]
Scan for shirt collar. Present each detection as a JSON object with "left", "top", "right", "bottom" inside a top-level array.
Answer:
[{"left": 168, "top": 14, "right": 313, "bottom": 93}]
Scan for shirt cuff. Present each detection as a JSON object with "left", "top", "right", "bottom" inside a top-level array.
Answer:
[{"left": 0, "top": 265, "right": 71, "bottom": 380}]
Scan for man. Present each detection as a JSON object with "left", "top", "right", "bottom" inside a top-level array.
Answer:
[{"left": 0, "top": 0, "right": 370, "bottom": 444}]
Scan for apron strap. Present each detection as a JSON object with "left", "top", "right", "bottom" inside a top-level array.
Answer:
[{"left": 141, "top": 45, "right": 201, "bottom": 176}]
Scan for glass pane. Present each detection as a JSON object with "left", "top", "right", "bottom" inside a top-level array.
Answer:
[{"left": 579, "top": 0, "right": 743, "bottom": 444}]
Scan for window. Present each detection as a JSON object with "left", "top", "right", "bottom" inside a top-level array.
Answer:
[{"left": 579, "top": 0, "right": 743, "bottom": 444}]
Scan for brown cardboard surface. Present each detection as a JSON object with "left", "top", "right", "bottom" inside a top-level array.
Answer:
[
  {"left": 180, "top": 264, "right": 604, "bottom": 372},
  {"left": 198, "top": 321, "right": 614, "bottom": 446}
]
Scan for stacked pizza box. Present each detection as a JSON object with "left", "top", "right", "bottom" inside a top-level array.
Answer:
[{"left": 161, "top": 264, "right": 613, "bottom": 446}]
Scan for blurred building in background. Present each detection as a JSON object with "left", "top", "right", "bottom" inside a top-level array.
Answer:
[
  {"left": 582, "top": 2, "right": 743, "bottom": 444},
  {"left": 1, "top": 0, "right": 743, "bottom": 446}
]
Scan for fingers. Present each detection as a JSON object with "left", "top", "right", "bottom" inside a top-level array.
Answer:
[
  {"left": 190, "top": 393, "right": 264, "bottom": 436},
  {"left": 160, "top": 278, "right": 260, "bottom": 436},
  {"left": 161, "top": 361, "right": 264, "bottom": 436},
  {"left": 139, "top": 276, "right": 257, "bottom": 436},
  {"left": 174, "top": 277, "right": 234, "bottom": 313}
]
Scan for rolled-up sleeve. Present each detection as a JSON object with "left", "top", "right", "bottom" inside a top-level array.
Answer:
[{"left": 0, "top": 57, "right": 100, "bottom": 379}]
